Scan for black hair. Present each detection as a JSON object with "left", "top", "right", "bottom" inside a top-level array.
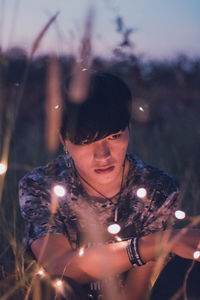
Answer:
[{"left": 60, "top": 71, "right": 132, "bottom": 144}]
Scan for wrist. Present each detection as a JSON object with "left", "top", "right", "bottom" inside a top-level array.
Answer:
[
  {"left": 126, "top": 237, "right": 146, "bottom": 267},
  {"left": 139, "top": 231, "right": 178, "bottom": 262},
  {"left": 138, "top": 234, "right": 158, "bottom": 262}
]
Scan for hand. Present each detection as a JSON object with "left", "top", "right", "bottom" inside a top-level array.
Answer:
[
  {"left": 139, "top": 229, "right": 200, "bottom": 263},
  {"left": 171, "top": 229, "right": 200, "bottom": 261}
]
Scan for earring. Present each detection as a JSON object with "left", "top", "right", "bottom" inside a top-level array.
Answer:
[
  {"left": 64, "top": 148, "right": 69, "bottom": 155},
  {"left": 64, "top": 148, "right": 71, "bottom": 168}
]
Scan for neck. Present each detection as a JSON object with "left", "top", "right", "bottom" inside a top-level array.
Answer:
[{"left": 77, "top": 158, "right": 130, "bottom": 199}]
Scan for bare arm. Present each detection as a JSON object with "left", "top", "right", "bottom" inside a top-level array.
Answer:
[
  {"left": 123, "top": 262, "right": 156, "bottom": 300},
  {"left": 139, "top": 229, "right": 200, "bottom": 262},
  {"left": 122, "top": 229, "right": 200, "bottom": 300},
  {"left": 31, "top": 234, "right": 132, "bottom": 283},
  {"left": 31, "top": 229, "right": 200, "bottom": 284}
]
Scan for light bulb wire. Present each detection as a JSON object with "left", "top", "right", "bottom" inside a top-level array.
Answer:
[{"left": 75, "top": 158, "right": 126, "bottom": 223}]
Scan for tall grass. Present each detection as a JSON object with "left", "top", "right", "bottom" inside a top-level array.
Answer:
[{"left": 0, "top": 12, "right": 200, "bottom": 300}]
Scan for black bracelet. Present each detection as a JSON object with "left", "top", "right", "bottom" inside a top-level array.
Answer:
[{"left": 126, "top": 237, "right": 146, "bottom": 267}]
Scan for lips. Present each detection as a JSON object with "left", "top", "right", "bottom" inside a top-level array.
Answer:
[{"left": 94, "top": 166, "right": 114, "bottom": 174}]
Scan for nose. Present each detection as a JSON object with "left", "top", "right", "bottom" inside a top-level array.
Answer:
[{"left": 93, "top": 140, "right": 111, "bottom": 161}]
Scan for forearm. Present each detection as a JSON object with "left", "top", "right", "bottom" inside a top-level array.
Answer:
[
  {"left": 50, "top": 240, "right": 132, "bottom": 283},
  {"left": 34, "top": 229, "right": 200, "bottom": 284},
  {"left": 140, "top": 229, "right": 200, "bottom": 263},
  {"left": 124, "top": 262, "right": 155, "bottom": 300},
  {"left": 47, "top": 236, "right": 159, "bottom": 283},
  {"left": 42, "top": 234, "right": 166, "bottom": 283}
]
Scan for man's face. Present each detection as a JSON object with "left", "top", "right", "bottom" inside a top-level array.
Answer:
[{"left": 64, "top": 127, "right": 129, "bottom": 186}]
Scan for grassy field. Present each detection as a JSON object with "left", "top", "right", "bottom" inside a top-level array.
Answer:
[{"left": 0, "top": 52, "right": 200, "bottom": 299}]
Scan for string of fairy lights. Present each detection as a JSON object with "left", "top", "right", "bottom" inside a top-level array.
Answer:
[
  {"left": 1, "top": 162, "right": 200, "bottom": 296},
  {"left": 35, "top": 246, "right": 200, "bottom": 296},
  {"left": 35, "top": 267, "right": 65, "bottom": 294},
  {"left": 0, "top": 160, "right": 199, "bottom": 239},
  {"left": 53, "top": 184, "right": 149, "bottom": 235},
  {"left": 52, "top": 183, "right": 200, "bottom": 264}
]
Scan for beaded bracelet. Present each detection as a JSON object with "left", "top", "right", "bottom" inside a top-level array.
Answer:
[{"left": 126, "top": 237, "right": 146, "bottom": 267}]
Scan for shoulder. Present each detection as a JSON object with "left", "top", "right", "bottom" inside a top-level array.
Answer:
[
  {"left": 19, "top": 154, "right": 73, "bottom": 205},
  {"left": 128, "top": 153, "right": 179, "bottom": 190},
  {"left": 19, "top": 154, "right": 70, "bottom": 185},
  {"left": 127, "top": 154, "right": 179, "bottom": 207}
]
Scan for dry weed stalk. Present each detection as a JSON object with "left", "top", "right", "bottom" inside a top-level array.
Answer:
[
  {"left": 45, "top": 56, "right": 62, "bottom": 153},
  {"left": 68, "top": 7, "right": 94, "bottom": 103},
  {"left": 0, "top": 12, "right": 60, "bottom": 300},
  {"left": 30, "top": 12, "right": 59, "bottom": 59}
]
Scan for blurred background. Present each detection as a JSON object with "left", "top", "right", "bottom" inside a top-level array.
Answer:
[{"left": 0, "top": 0, "right": 200, "bottom": 298}]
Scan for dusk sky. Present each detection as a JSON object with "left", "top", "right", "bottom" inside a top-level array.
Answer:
[{"left": 0, "top": 0, "right": 200, "bottom": 59}]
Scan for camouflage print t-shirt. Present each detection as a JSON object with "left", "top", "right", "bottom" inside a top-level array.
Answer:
[{"left": 19, "top": 153, "right": 179, "bottom": 253}]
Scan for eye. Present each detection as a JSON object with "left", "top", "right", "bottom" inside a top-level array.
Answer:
[
  {"left": 109, "top": 133, "right": 122, "bottom": 140},
  {"left": 80, "top": 140, "right": 91, "bottom": 145}
]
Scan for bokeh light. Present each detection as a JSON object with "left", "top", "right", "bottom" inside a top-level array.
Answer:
[
  {"left": 107, "top": 223, "right": 121, "bottom": 235},
  {"left": 175, "top": 210, "right": 186, "bottom": 220},
  {"left": 193, "top": 250, "right": 200, "bottom": 260},
  {"left": 79, "top": 247, "right": 84, "bottom": 256},
  {"left": 0, "top": 163, "right": 7, "bottom": 175},
  {"left": 136, "top": 188, "right": 147, "bottom": 198},
  {"left": 132, "top": 98, "right": 150, "bottom": 123},
  {"left": 55, "top": 279, "right": 63, "bottom": 287},
  {"left": 53, "top": 279, "right": 64, "bottom": 291},
  {"left": 115, "top": 236, "right": 122, "bottom": 242},
  {"left": 53, "top": 185, "right": 66, "bottom": 197},
  {"left": 37, "top": 268, "right": 45, "bottom": 277}
]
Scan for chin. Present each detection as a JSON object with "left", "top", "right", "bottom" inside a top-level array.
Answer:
[{"left": 93, "top": 171, "right": 118, "bottom": 184}]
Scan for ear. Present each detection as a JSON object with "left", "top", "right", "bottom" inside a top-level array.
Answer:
[{"left": 59, "top": 133, "right": 65, "bottom": 146}]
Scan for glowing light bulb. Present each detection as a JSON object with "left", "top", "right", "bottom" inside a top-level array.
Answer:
[
  {"left": 79, "top": 247, "right": 84, "bottom": 256},
  {"left": 193, "top": 251, "right": 200, "bottom": 260},
  {"left": 54, "top": 105, "right": 59, "bottom": 109},
  {"left": 0, "top": 163, "right": 7, "bottom": 175},
  {"left": 175, "top": 210, "right": 186, "bottom": 220},
  {"left": 37, "top": 269, "right": 45, "bottom": 277},
  {"left": 55, "top": 279, "right": 63, "bottom": 287},
  {"left": 107, "top": 223, "right": 121, "bottom": 235},
  {"left": 115, "top": 236, "right": 122, "bottom": 242},
  {"left": 53, "top": 185, "right": 66, "bottom": 197},
  {"left": 139, "top": 106, "right": 144, "bottom": 112},
  {"left": 136, "top": 188, "right": 147, "bottom": 198}
]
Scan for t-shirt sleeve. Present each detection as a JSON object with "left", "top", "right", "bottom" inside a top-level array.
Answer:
[
  {"left": 19, "top": 171, "right": 67, "bottom": 251},
  {"left": 141, "top": 170, "right": 180, "bottom": 235}
]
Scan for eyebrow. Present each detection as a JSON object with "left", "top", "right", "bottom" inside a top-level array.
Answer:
[{"left": 76, "top": 129, "right": 126, "bottom": 145}]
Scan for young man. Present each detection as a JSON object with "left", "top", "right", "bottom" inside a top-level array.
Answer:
[{"left": 19, "top": 72, "right": 200, "bottom": 300}]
